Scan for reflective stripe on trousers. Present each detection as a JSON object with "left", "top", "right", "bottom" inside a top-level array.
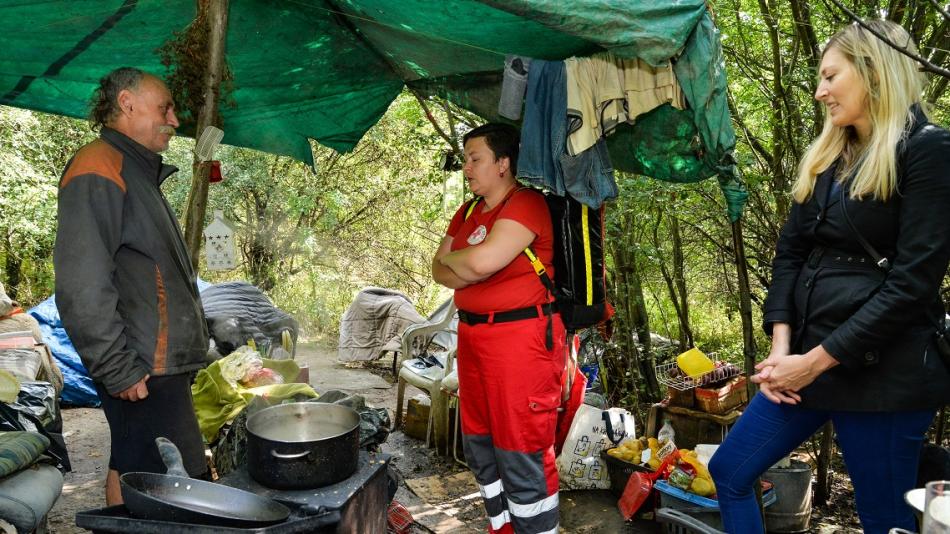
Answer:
[{"left": 458, "top": 315, "right": 565, "bottom": 534}]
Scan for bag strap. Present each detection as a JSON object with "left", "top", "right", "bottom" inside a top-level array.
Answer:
[
  {"left": 601, "top": 410, "right": 628, "bottom": 445},
  {"left": 839, "top": 185, "right": 948, "bottom": 334},
  {"left": 839, "top": 185, "right": 891, "bottom": 272}
]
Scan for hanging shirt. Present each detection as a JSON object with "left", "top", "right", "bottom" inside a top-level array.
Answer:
[{"left": 565, "top": 52, "right": 686, "bottom": 156}]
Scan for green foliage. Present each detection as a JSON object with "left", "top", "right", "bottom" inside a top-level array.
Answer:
[
  {"left": 158, "top": 91, "right": 453, "bottom": 335},
  {"left": 0, "top": 107, "right": 94, "bottom": 304}
]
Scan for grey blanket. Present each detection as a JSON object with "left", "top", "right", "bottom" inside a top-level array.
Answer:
[{"left": 337, "top": 287, "right": 424, "bottom": 362}]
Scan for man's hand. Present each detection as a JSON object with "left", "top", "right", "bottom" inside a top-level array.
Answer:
[{"left": 116, "top": 374, "right": 150, "bottom": 401}]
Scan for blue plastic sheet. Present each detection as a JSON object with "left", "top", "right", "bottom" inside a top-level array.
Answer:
[{"left": 28, "top": 297, "right": 99, "bottom": 407}]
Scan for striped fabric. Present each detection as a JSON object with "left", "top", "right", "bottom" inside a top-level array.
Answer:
[{"left": 0, "top": 431, "right": 49, "bottom": 478}]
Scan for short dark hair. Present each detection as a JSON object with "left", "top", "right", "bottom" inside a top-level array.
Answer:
[
  {"left": 88, "top": 67, "right": 145, "bottom": 130},
  {"left": 463, "top": 123, "right": 520, "bottom": 176}
]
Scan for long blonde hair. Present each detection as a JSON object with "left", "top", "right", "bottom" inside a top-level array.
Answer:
[{"left": 792, "top": 20, "right": 928, "bottom": 203}]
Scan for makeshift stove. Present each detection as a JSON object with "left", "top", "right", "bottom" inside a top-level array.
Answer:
[{"left": 76, "top": 451, "right": 390, "bottom": 534}]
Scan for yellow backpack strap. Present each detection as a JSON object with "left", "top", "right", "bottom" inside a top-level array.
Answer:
[
  {"left": 463, "top": 196, "right": 482, "bottom": 221},
  {"left": 523, "top": 246, "right": 555, "bottom": 293}
]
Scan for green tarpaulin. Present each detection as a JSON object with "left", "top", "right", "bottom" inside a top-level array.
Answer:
[{"left": 0, "top": 0, "right": 746, "bottom": 220}]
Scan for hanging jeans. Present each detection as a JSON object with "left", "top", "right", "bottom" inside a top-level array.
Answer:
[
  {"left": 709, "top": 393, "right": 935, "bottom": 534},
  {"left": 519, "top": 59, "right": 617, "bottom": 210},
  {"left": 519, "top": 60, "right": 568, "bottom": 197},
  {"left": 458, "top": 314, "right": 566, "bottom": 534}
]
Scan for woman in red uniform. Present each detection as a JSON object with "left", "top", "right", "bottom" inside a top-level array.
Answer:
[{"left": 433, "top": 123, "right": 563, "bottom": 534}]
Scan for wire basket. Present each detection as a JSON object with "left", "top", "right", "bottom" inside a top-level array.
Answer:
[{"left": 655, "top": 361, "right": 742, "bottom": 391}]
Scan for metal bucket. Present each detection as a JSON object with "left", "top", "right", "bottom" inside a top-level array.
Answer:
[{"left": 765, "top": 459, "right": 813, "bottom": 533}]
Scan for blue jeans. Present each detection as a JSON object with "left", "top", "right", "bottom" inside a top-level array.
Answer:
[
  {"left": 709, "top": 393, "right": 934, "bottom": 534},
  {"left": 519, "top": 59, "right": 567, "bottom": 197},
  {"left": 519, "top": 60, "right": 617, "bottom": 210}
]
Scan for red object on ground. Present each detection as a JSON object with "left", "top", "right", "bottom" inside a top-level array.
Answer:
[
  {"left": 387, "top": 500, "right": 413, "bottom": 534},
  {"left": 617, "top": 452, "right": 679, "bottom": 520}
]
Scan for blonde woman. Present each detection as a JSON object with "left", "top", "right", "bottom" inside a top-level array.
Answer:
[{"left": 709, "top": 21, "right": 950, "bottom": 533}]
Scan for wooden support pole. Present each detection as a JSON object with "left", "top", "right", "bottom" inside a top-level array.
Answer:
[{"left": 182, "top": 0, "right": 229, "bottom": 268}]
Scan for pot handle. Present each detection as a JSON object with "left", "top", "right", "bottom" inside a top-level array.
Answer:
[{"left": 270, "top": 449, "right": 311, "bottom": 460}]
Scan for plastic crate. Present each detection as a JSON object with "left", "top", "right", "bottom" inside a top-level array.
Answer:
[
  {"left": 600, "top": 449, "right": 653, "bottom": 496},
  {"left": 654, "top": 480, "right": 776, "bottom": 532}
]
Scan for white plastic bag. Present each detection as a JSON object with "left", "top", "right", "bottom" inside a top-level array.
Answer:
[{"left": 556, "top": 404, "right": 637, "bottom": 490}]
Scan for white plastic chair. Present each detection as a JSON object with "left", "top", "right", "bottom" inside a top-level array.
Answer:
[
  {"left": 393, "top": 300, "right": 457, "bottom": 375},
  {"left": 394, "top": 301, "right": 457, "bottom": 448},
  {"left": 439, "top": 350, "right": 467, "bottom": 465},
  {"left": 395, "top": 349, "right": 451, "bottom": 448}
]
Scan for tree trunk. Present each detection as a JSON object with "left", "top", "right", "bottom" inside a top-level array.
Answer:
[
  {"left": 731, "top": 219, "right": 758, "bottom": 397},
  {"left": 670, "top": 214, "right": 693, "bottom": 348},
  {"left": 609, "top": 209, "right": 660, "bottom": 402},
  {"left": 3, "top": 234, "right": 21, "bottom": 301},
  {"left": 182, "top": 0, "right": 230, "bottom": 268},
  {"left": 628, "top": 253, "right": 659, "bottom": 399},
  {"left": 654, "top": 211, "right": 689, "bottom": 351},
  {"left": 814, "top": 422, "right": 835, "bottom": 505}
]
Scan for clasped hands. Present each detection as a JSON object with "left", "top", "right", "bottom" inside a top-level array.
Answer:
[{"left": 752, "top": 347, "right": 837, "bottom": 405}]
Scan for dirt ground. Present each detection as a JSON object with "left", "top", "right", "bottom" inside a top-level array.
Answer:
[{"left": 45, "top": 341, "right": 860, "bottom": 533}]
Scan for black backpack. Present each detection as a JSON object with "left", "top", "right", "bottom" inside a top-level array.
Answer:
[{"left": 463, "top": 189, "right": 613, "bottom": 334}]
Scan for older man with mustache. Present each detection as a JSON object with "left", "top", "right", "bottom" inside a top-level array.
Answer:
[{"left": 54, "top": 67, "right": 210, "bottom": 505}]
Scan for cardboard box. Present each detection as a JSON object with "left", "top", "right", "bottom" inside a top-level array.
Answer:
[
  {"left": 404, "top": 397, "right": 431, "bottom": 441},
  {"left": 695, "top": 376, "right": 748, "bottom": 414},
  {"left": 667, "top": 385, "right": 695, "bottom": 408}
]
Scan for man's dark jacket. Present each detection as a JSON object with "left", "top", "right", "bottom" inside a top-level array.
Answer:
[
  {"left": 54, "top": 127, "right": 208, "bottom": 396},
  {"left": 763, "top": 105, "right": 950, "bottom": 411}
]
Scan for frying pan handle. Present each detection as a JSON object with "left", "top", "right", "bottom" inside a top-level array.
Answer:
[
  {"left": 155, "top": 437, "right": 190, "bottom": 477},
  {"left": 270, "top": 449, "right": 311, "bottom": 460}
]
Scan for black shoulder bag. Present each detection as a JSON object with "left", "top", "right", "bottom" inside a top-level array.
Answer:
[{"left": 839, "top": 185, "right": 950, "bottom": 369}]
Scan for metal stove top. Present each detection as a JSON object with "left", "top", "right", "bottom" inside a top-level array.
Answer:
[
  {"left": 218, "top": 451, "right": 390, "bottom": 509},
  {"left": 74, "top": 452, "right": 390, "bottom": 533}
]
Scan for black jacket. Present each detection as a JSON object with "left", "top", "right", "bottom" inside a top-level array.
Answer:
[
  {"left": 54, "top": 128, "right": 209, "bottom": 395},
  {"left": 763, "top": 106, "right": 950, "bottom": 411}
]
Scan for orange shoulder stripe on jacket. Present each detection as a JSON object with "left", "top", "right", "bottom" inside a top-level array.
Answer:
[{"left": 61, "top": 139, "right": 126, "bottom": 192}]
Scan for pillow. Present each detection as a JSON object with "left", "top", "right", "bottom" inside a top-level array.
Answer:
[{"left": 0, "top": 432, "right": 49, "bottom": 478}]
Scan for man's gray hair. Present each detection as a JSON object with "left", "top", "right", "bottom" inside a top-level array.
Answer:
[{"left": 88, "top": 67, "right": 145, "bottom": 130}]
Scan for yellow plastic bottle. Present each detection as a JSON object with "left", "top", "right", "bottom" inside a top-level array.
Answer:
[{"left": 676, "top": 348, "right": 715, "bottom": 378}]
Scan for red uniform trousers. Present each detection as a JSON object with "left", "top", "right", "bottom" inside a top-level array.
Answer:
[{"left": 457, "top": 314, "right": 565, "bottom": 534}]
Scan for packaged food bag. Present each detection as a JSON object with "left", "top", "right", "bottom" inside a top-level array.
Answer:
[{"left": 557, "top": 404, "right": 636, "bottom": 490}]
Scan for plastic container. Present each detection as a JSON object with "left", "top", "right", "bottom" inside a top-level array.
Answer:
[
  {"left": 655, "top": 479, "right": 777, "bottom": 532},
  {"left": 676, "top": 348, "right": 715, "bottom": 378},
  {"left": 601, "top": 449, "right": 653, "bottom": 496}
]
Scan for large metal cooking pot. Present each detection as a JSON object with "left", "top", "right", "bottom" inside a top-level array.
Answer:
[{"left": 246, "top": 402, "right": 361, "bottom": 489}]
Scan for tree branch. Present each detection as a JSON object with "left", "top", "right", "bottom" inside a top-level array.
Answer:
[
  {"left": 929, "top": 0, "right": 950, "bottom": 24},
  {"left": 408, "top": 89, "right": 460, "bottom": 153},
  {"left": 828, "top": 0, "right": 950, "bottom": 78}
]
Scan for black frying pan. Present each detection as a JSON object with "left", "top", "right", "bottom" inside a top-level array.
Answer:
[{"left": 119, "top": 437, "right": 292, "bottom": 528}]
